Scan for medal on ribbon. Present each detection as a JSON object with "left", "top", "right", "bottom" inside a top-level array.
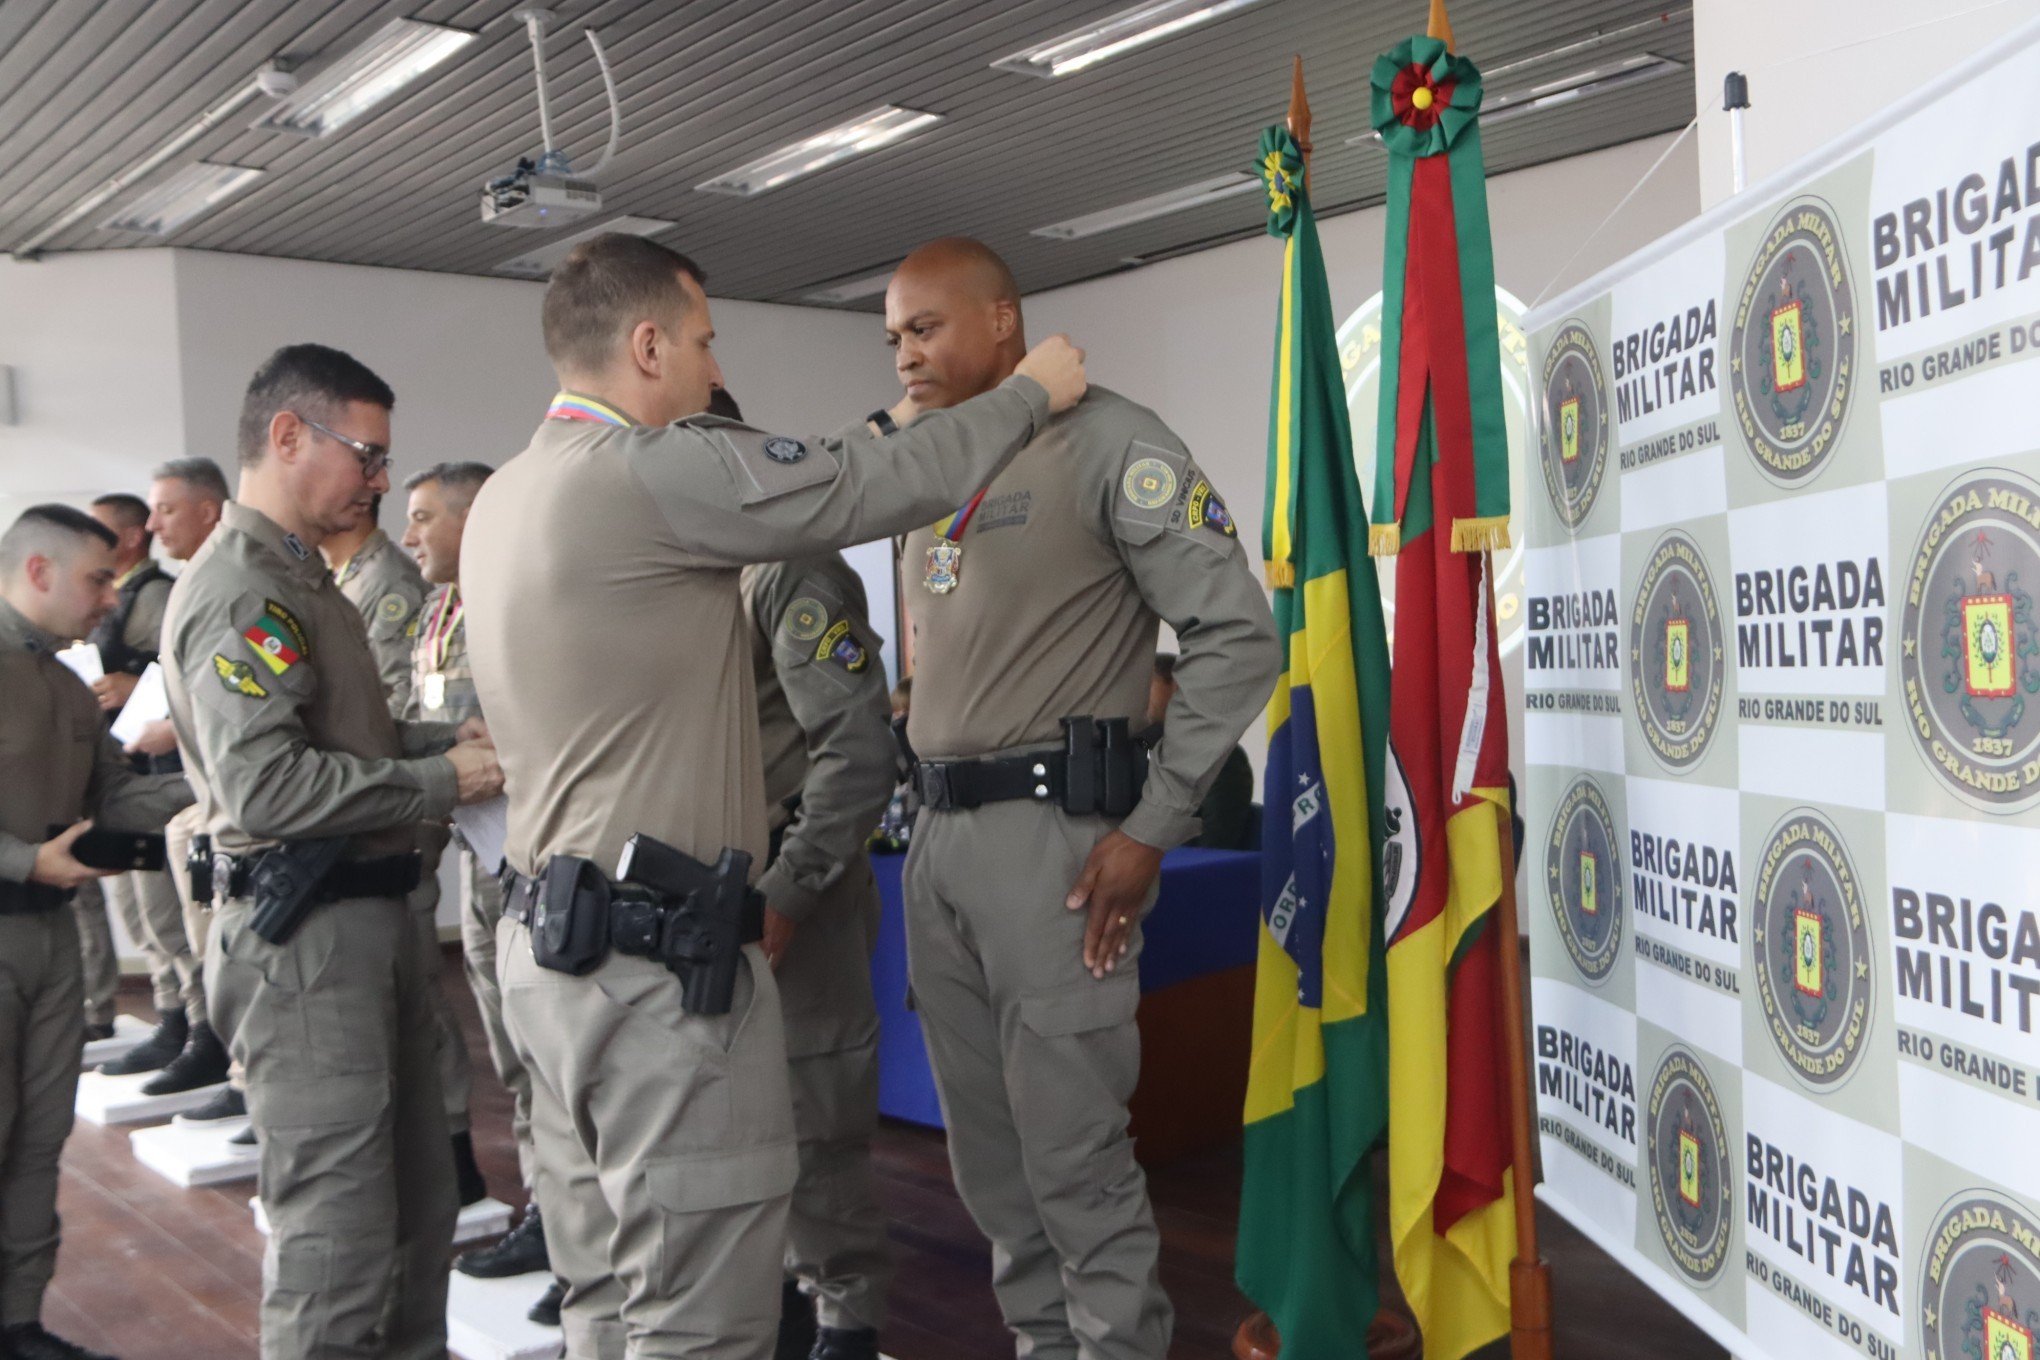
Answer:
[{"left": 924, "top": 487, "right": 989, "bottom": 595}]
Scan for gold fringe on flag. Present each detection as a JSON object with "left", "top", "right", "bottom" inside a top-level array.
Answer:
[
  {"left": 1449, "top": 516, "right": 1511, "bottom": 553},
  {"left": 1368, "top": 523, "right": 1403, "bottom": 558},
  {"left": 1264, "top": 559, "right": 1297, "bottom": 588}
]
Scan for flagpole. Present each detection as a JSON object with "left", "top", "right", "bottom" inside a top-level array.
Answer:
[{"left": 1487, "top": 561, "right": 1553, "bottom": 1360}]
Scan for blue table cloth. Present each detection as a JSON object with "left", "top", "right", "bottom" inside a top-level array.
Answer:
[{"left": 869, "top": 845, "right": 1261, "bottom": 1127}]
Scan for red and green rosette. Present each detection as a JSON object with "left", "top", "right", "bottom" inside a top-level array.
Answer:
[{"left": 1368, "top": 33, "right": 1511, "bottom": 556}]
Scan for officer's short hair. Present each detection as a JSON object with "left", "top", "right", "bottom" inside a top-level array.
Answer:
[
  {"left": 90, "top": 492, "right": 151, "bottom": 538},
  {"left": 402, "top": 461, "right": 494, "bottom": 511},
  {"left": 543, "top": 235, "right": 706, "bottom": 375},
  {"left": 237, "top": 343, "right": 396, "bottom": 469},
  {"left": 0, "top": 504, "right": 119, "bottom": 577},
  {"left": 151, "top": 456, "right": 230, "bottom": 503}
]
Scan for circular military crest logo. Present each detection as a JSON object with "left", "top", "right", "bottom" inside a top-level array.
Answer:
[
  {"left": 1123, "top": 457, "right": 1178, "bottom": 510},
  {"left": 1538, "top": 320, "right": 1611, "bottom": 530},
  {"left": 781, "top": 597, "right": 828, "bottom": 643},
  {"left": 1728, "top": 195, "right": 1858, "bottom": 486},
  {"left": 1629, "top": 530, "right": 1726, "bottom": 771},
  {"left": 764, "top": 436, "right": 808, "bottom": 464},
  {"left": 1646, "top": 1045, "right": 1733, "bottom": 1284},
  {"left": 1898, "top": 468, "right": 2040, "bottom": 814},
  {"left": 1544, "top": 775, "right": 1624, "bottom": 984},
  {"left": 1750, "top": 809, "right": 1873, "bottom": 1088},
  {"left": 1918, "top": 1189, "right": 2040, "bottom": 1360}
]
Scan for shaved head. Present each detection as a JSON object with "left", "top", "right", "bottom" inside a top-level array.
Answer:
[{"left": 885, "top": 237, "right": 1027, "bottom": 410}]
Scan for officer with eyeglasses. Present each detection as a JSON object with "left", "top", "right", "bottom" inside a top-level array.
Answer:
[{"left": 159, "top": 343, "right": 506, "bottom": 1360}]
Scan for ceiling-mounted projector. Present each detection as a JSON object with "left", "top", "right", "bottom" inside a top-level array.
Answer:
[{"left": 481, "top": 9, "right": 620, "bottom": 228}]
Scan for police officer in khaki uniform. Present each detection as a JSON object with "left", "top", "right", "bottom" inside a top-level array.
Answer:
[
  {"left": 396, "top": 461, "right": 559, "bottom": 1317},
  {"left": 162, "top": 344, "right": 505, "bottom": 1360},
  {"left": 740, "top": 549, "right": 896, "bottom": 1360},
  {"left": 325, "top": 494, "right": 486, "bottom": 1205},
  {"left": 461, "top": 234, "right": 1086, "bottom": 1360},
  {"left": 887, "top": 239, "right": 1279, "bottom": 1360},
  {"left": 0, "top": 504, "right": 193, "bottom": 1360}
]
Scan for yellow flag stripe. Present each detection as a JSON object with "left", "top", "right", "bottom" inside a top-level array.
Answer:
[{"left": 1269, "top": 235, "right": 1297, "bottom": 576}]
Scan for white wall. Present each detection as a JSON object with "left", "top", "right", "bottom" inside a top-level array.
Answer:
[{"left": 1693, "top": 0, "right": 2040, "bottom": 208}]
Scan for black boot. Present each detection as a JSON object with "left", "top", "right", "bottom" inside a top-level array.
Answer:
[
  {"left": 2, "top": 1321, "right": 118, "bottom": 1360},
  {"left": 455, "top": 1201, "right": 548, "bottom": 1277},
  {"left": 140, "top": 1021, "right": 229, "bottom": 1095},
  {"left": 228, "top": 1122, "right": 256, "bottom": 1147},
  {"left": 174, "top": 1085, "right": 246, "bottom": 1125},
  {"left": 97, "top": 1007, "right": 187, "bottom": 1076},
  {"left": 450, "top": 1131, "right": 488, "bottom": 1207},
  {"left": 527, "top": 1276, "right": 565, "bottom": 1327},
  {"left": 776, "top": 1279, "right": 818, "bottom": 1360},
  {"left": 810, "top": 1326, "right": 880, "bottom": 1360}
]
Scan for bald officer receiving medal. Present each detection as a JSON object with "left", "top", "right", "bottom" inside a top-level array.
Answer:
[
  {"left": 460, "top": 234, "right": 1087, "bottom": 1360},
  {"left": 888, "top": 239, "right": 1279, "bottom": 1360}
]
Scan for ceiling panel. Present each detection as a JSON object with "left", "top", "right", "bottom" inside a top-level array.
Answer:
[{"left": 0, "top": 0, "right": 1697, "bottom": 305}]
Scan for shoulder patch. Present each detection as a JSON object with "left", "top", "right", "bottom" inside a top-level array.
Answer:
[
  {"left": 378, "top": 593, "right": 412, "bottom": 624},
  {"left": 1122, "top": 457, "right": 1178, "bottom": 510},
  {"left": 782, "top": 596, "right": 830, "bottom": 643},
  {"left": 242, "top": 600, "right": 308, "bottom": 676},
  {"left": 764, "top": 436, "right": 807, "bottom": 464},
  {"left": 816, "top": 619, "right": 870, "bottom": 673},
  {"left": 213, "top": 652, "right": 268, "bottom": 699},
  {"left": 1187, "top": 479, "right": 1238, "bottom": 537},
  {"left": 711, "top": 429, "right": 840, "bottom": 507}
]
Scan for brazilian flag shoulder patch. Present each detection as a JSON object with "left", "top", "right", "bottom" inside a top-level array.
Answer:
[{"left": 242, "top": 600, "right": 308, "bottom": 677}]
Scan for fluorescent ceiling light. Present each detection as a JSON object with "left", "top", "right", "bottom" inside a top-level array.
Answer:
[
  {"left": 1032, "top": 173, "right": 1259, "bottom": 241},
  {"left": 494, "top": 216, "right": 677, "bottom": 280},
  {"left": 802, "top": 267, "right": 898, "bottom": 306},
  {"left": 1345, "top": 53, "right": 1687, "bottom": 145},
  {"left": 697, "top": 107, "right": 943, "bottom": 197},
  {"left": 994, "top": 0, "right": 1268, "bottom": 78},
  {"left": 101, "top": 162, "right": 264, "bottom": 235},
  {"left": 252, "top": 17, "right": 477, "bottom": 138}
]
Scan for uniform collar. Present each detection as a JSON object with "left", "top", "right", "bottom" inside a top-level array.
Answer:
[
  {"left": 114, "top": 559, "right": 153, "bottom": 588},
  {"left": 220, "top": 501, "right": 330, "bottom": 585},
  {"left": 331, "top": 527, "right": 391, "bottom": 586},
  {"left": 0, "top": 596, "right": 61, "bottom": 655}
]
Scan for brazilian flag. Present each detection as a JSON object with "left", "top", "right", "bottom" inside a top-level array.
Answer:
[{"left": 1235, "top": 119, "right": 1394, "bottom": 1354}]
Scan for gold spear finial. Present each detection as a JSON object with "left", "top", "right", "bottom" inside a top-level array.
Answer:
[
  {"left": 1429, "top": 0, "right": 1455, "bottom": 50},
  {"left": 1287, "top": 55, "right": 1313, "bottom": 189}
]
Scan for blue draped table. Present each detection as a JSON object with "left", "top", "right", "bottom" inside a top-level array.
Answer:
[{"left": 869, "top": 845, "right": 1261, "bottom": 1159}]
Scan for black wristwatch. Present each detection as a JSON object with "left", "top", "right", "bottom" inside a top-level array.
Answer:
[{"left": 867, "top": 408, "right": 898, "bottom": 435}]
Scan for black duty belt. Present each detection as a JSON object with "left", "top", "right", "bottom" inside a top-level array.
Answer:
[
  {"left": 915, "top": 748, "right": 1068, "bottom": 812},
  {"left": 499, "top": 868, "right": 765, "bottom": 950},
  {"left": 909, "top": 716, "right": 1150, "bottom": 817},
  {"left": 211, "top": 851, "right": 421, "bottom": 904},
  {"left": 0, "top": 881, "right": 68, "bottom": 915}
]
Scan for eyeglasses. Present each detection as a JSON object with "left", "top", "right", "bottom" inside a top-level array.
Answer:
[{"left": 292, "top": 412, "right": 392, "bottom": 480}]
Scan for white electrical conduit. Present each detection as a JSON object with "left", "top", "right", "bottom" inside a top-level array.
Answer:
[
  {"left": 524, "top": 10, "right": 556, "bottom": 155},
  {"left": 11, "top": 79, "right": 263, "bottom": 258},
  {"left": 521, "top": 10, "right": 620, "bottom": 174},
  {"left": 582, "top": 27, "right": 620, "bottom": 177}
]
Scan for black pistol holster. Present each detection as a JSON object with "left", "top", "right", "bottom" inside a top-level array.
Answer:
[
  {"left": 187, "top": 833, "right": 214, "bottom": 905},
  {"left": 246, "top": 838, "right": 349, "bottom": 944},
  {"left": 520, "top": 834, "right": 763, "bottom": 1015}
]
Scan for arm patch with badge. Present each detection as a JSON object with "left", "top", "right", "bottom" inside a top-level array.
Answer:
[
  {"left": 816, "top": 619, "right": 870, "bottom": 673},
  {"left": 782, "top": 597, "right": 829, "bottom": 643},
  {"left": 1187, "top": 479, "right": 1237, "bottom": 537},
  {"left": 213, "top": 652, "right": 269, "bottom": 698},
  {"left": 242, "top": 600, "right": 308, "bottom": 676}
]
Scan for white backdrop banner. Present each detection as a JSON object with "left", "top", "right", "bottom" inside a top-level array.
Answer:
[{"left": 1524, "top": 20, "right": 2040, "bottom": 1360}]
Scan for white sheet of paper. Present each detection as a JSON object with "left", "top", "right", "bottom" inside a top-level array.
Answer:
[
  {"left": 56, "top": 642, "right": 103, "bottom": 686},
  {"left": 109, "top": 663, "right": 170, "bottom": 747},
  {"left": 452, "top": 795, "right": 508, "bottom": 875}
]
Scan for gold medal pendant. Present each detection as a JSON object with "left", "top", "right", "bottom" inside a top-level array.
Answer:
[{"left": 924, "top": 541, "right": 962, "bottom": 594}]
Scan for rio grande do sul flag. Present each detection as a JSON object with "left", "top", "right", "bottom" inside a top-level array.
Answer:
[
  {"left": 1371, "top": 5, "right": 1519, "bottom": 1359},
  {"left": 1235, "top": 111, "right": 1394, "bottom": 1357}
]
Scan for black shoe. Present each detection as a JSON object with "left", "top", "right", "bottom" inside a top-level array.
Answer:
[
  {"left": 97, "top": 1007, "right": 187, "bottom": 1076},
  {"left": 776, "top": 1278, "right": 818, "bottom": 1360},
  {"left": 140, "top": 1021, "right": 229, "bottom": 1096},
  {"left": 455, "top": 1203, "right": 548, "bottom": 1277},
  {"left": 173, "top": 1085, "right": 246, "bottom": 1125},
  {"left": 810, "top": 1326, "right": 879, "bottom": 1360},
  {"left": 450, "top": 1131, "right": 488, "bottom": 1207},
  {"left": 81, "top": 1022, "right": 116, "bottom": 1043},
  {"left": 527, "top": 1277, "right": 565, "bottom": 1328},
  {"left": 228, "top": 1123, "right": 256, "bottom": 1147},
  {"left": 2, "top": 1321, "right": 118, "bottom": 1360}
]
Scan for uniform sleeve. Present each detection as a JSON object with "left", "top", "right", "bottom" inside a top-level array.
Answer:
[
  {"left": 362, "top": 571, "right": 426, "bottom": 719},
  {"left": 123, "top": 577, "right": 172, "bottom": 664},
  {"left": 397, "top": 720, "right": 460, "bottom": 758},
  {"left": 169, "top": 588, "right": 458, "bottom": 842},
  {"left": 87, "top": 727, "right": 193, "bottom": 831},
  {"left": 751, "top": 562, "right": 896, "bottom": 923},
  {"left": 1104, "top": 431, "right": 1280, "bottom": 851},
  {"left": 626, "top": 375, "right": 1053, "bottom": 565}
]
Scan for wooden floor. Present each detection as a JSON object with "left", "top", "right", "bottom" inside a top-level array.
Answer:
[{"left": 49, "top": 954, "right": 1727, "bottom": 1359}]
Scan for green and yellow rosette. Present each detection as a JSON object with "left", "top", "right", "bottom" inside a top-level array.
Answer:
[{"left": 1367, "top": 32, "right": 1511, "bottom": 557}]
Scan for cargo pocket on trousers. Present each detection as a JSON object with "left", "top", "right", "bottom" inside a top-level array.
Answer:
[
  {"left": 267, "top": 1234, "right": 332, "bottom": 1296},
  {"left": 1014, "top": 975, "right": 1143, "bottom": 1139},
  {"left": 1019, "top": 974, "right": 1140, "bottom": 1038},
  {"left": 644, "top": 1141, "right": 799, "bottom": 1282}
]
